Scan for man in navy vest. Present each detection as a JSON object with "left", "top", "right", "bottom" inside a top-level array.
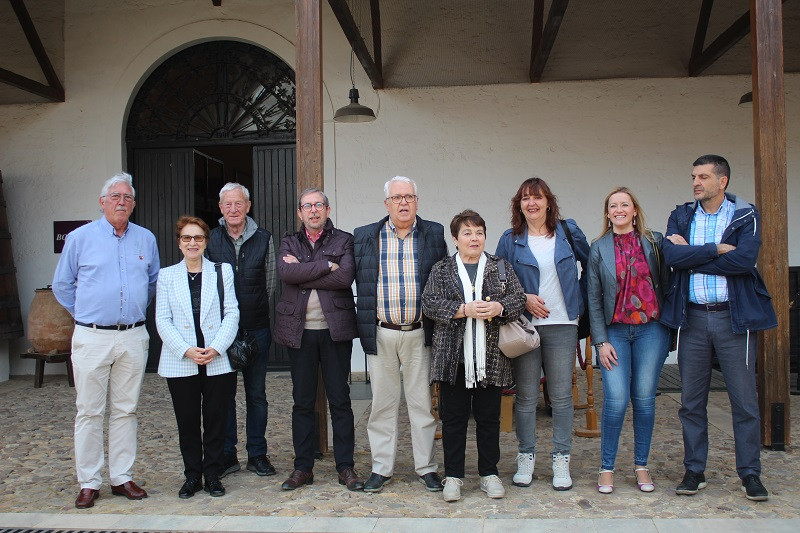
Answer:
[
  {"left": 207, "top": 183, "right": 277, "bottom": 479},
  {"left": 354, "top": 176, "right": 447, "bottom": 493},
  {"left": 661, "top": 155, "right": 777, "bottom": 502}
]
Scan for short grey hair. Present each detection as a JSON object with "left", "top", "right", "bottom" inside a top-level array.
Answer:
[
  {"left": 384, "top": 176, "right": 418, "bottom": 198},
  {"left": 219, "top": 182, "right": 250, "bottom": 202},
  {"left": 298, "top": 187, "right": 329, "bottom": 208},
  {"left": 100, "top": 172, "right": 135, "bottom": 197}
]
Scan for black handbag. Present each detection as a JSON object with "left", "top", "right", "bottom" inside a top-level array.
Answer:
[
  {"left": 215, "top": 263, "right": 258, "bottom": 370},
  {"left": 560, "top": 220, "right": 591, "bottom": 340}
]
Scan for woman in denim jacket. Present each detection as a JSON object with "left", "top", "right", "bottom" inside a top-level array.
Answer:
[
  {"left": 586, "top": 187, "right": 670, "bottom": 494},
  {"left": 495, "top": 177, "right": 589, "bottom": 491}
]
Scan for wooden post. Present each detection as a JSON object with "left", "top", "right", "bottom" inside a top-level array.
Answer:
[
  {"left": 296, "top": 0, "right": 328, "bottom": 453},
  {"left": 575, "top": 338, "right": 600, "bottom": 438},
  {"left": 296, "top": 0, "right": 323, "bottom": 192},
  {"left": 751, "top": 0, "right": 790, "bottom": 448}
]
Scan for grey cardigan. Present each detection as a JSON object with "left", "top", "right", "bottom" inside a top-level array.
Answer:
[{"left": 586, "top": 231, "right": 670, "bottom": 345}]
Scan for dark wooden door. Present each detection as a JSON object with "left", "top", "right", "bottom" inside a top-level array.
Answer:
[
  {"left": 134, "top": 148, "right": 195, "bottom": 371},
  {"left": 252, "top": 145, "right": 297, "bottom": 370}
]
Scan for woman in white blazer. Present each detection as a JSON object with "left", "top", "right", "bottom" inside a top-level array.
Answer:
[{"left": 156, "top": 215, "right": 239, "bottom": 499}]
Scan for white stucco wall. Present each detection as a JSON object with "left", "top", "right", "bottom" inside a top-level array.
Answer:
[{"left": 0, "top": 1, "right": 797, "bottom": 378}]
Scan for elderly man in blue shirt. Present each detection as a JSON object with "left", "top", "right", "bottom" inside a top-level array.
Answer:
[{"left": 53, "top": 172, "right": 160, "bottom": 509}]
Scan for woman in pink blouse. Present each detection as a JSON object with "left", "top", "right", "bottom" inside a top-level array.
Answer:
[{"left": 586, "top": 187, "right": 671, "bottom": 494}]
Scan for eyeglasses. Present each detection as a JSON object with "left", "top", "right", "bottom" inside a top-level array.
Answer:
[
  {"left": 299, "top": 202, "right": 327, "bottom": 212},
  {"left": 180, "top": 235, "right": 206, "bottom": 243},
  {"left": 221, "top": 201, "right": 247, "bottom": 210},
  {"left": 105, "top": 193, "right": 135, "bottom": 203},
  {"left": 386, "top": 194, "right": 417, "bottom": 204}
]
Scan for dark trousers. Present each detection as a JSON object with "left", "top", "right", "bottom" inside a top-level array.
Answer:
[
  {"left": 678, "top": 307, "right": 761, "bottom": 478},
  {"left": 288, "top": 329, "right": 355, "bottom": 472},
  {"left": 225, "top": 326, "right": 271, "bottom": 458},
  {"left": 438, "top": 364, "right": 502, "bottom": 478},
  {"left": 167, "top": 366, "right": 237, "bottom": 481}
]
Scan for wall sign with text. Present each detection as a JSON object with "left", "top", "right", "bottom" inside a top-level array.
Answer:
[{"left": 54, "top": 221, "right": 91, "bottom": 253}]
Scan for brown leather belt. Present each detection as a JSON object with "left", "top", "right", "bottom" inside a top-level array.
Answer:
[
  {"left": 688, "top": 302, "right": 729, "bottom": 312},
  {"left": 377, "top": 320, "right": 422, "bottom": 332}
]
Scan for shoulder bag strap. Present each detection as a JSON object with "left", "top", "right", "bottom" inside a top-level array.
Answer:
[
  {"left": 560, "top": 219, "right": 576, "bottom": 253},
  {"left": 497, "top": 256, "right": 507, "bottom": 293},
  {"left": 215, "top": 262, "right": 224, "bottom": 318}
]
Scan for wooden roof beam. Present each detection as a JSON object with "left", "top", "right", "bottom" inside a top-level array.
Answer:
[
  {"left": 530, "top": 0, "right": 570, "bottom": 83},
  {"left": 328, "top": 0, "right": 384, "bottom": 89},
  {"left": 0, "top": 67, "right": 63, "bottom": 102},
  {"left": 7, "top": 0, "right": 64, "bottom": 101},
  {"left": 688, "top": 0, "right": 789, "bottom": 77},
  {"left": 370, "top": 0, "right": 382, "bottom": 81}
]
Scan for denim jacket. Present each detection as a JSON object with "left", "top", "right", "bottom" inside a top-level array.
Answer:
[{"left": 495, "top": 218, "right": 589, "bottom": 321}]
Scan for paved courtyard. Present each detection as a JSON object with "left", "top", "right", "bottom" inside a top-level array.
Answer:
[{"left": 0, "top": 368, "right": 798, "bottom": 531}]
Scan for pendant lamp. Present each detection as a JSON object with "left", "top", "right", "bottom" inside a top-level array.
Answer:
[
  {"left": 738, "top": 91, "right": 753, "bottom": 108},
  {"left": 334, "top": 50, "right": 376, "bottom": 123}
]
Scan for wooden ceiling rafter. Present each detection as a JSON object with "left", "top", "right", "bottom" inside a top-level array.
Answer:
[
  {"left": 370, "top": 0, "right": 382, "bottom": 81},
  {"left": 529, "top": 0, "right": 544, "bottom": 82},
  {"left": 328, "top": 0, "right": 384, "bottom": 89},
  {"left": 0, "top": 0, "right": 65, "bottom": 102},
  {"left": 688, "top": 0, "right": 790, "bottom": 77},
  {"left": 529, "top": 0, "right": 570, "bottom": 83}
]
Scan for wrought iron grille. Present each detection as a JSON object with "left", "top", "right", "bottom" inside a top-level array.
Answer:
[{"left": 127, "top": 41, "right": 296, "bottom": 143}]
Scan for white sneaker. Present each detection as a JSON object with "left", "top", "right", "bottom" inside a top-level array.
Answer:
[
  {"left": 442, "top": 477, "right": 463, "bottom": 502},
  {"left": 479, "top": 474, "right": 506, "bottom": 498},
  {"left": 552, "top": 453, "right": 573, "bottom": 490},
  {"left": 512, "top": 452, "right": 535, "bottom": 487}
]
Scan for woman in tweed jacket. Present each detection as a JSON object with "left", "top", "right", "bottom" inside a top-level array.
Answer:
[{"left": 422, "top": 210, "right": 526, "bottom": 502}]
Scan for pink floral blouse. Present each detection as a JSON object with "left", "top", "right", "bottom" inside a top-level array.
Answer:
[{"left": 612, "top": 231, "right": 660, "bottom": 324}]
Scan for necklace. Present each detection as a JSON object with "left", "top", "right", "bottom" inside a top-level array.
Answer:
[{"left": 188, "top": 271, "right": 201, "bottom": 281}]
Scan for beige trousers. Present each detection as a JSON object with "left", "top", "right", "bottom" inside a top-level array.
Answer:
[
  {"left": 367, "top": 327, "right": 438, "bottom": 476},
  {"left": 71, "top": 325, "right": 148, "bottom": 489}
]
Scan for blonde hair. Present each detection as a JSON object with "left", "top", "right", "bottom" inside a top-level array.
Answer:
[{"left": 598, "top": 187, "right": 654, "bottom": 242}]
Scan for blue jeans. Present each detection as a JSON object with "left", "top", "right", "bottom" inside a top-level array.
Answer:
[
  {"left": 225, "top": 327, "right": 270, "bottom": 458},
  {"left": 512, "top": 324, "right": 577, "bottom": 456},
  {"left": 678, "top": 308, "right": 761, "bottom": 478},
  {"left": 600, "top": 320, "right": 669, "bottom": 470}
]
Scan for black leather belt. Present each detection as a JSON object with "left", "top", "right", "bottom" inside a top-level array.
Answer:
[
  {"left": 75, "top": 321, "right": 145, "bottom": 330},
  {"left": 688, "top": 302, "right": 729, "bottom": 312},
  {"left": 377, "top": 320, "right": 422, "bottom": 332}
]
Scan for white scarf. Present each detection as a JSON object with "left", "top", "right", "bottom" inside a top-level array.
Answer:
[{"left": 456, "top": 252, "right": 487, "bottom": 388}]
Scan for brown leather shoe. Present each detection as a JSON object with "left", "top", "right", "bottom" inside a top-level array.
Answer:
[
  {"left": 75, "top": 488, "right": 99, "bottom": 509},
  {"left": 280, "top": 469, "right": 314, "bottom": 490},
  {"left": 338, "top": 467, "right": 365, "bottom": 491},
  {"left": 111, "top": 480, "right": 148, "bottom": 500}
]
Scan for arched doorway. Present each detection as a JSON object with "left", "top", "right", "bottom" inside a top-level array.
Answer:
[{"left": 126, "top": 40, "right": 297, "bottom": 371}]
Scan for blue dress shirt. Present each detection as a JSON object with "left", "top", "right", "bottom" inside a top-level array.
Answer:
[{"left": 52, "top": 217, "right": 160, "bottom": 325}]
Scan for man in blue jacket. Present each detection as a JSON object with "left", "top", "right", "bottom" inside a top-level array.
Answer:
[
  {"left": 354, "top": 176, "right": 447, "bottom": 493},
  {"left": 662, "top": 155, "right": 776, "bottom": 502}
]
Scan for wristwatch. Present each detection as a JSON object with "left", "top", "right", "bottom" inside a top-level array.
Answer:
[{"left": 593, "top": 342, "right": 606, "bottom": 350}]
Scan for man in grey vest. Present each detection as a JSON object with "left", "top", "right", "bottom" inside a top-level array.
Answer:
[{"left": 206, "top": 183, "right": 277, "bottom": 479}]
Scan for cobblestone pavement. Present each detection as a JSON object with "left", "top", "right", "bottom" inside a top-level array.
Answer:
[{"left": 0, "top": 370, "right": 797, "bottom": 520}]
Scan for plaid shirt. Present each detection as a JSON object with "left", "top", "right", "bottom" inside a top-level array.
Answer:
[
  {"left": 376, "top": 219, "right": 421, "bottom": 324},
  {"left": 689, "top": 198, "right": 735, "bottom": 304}
]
